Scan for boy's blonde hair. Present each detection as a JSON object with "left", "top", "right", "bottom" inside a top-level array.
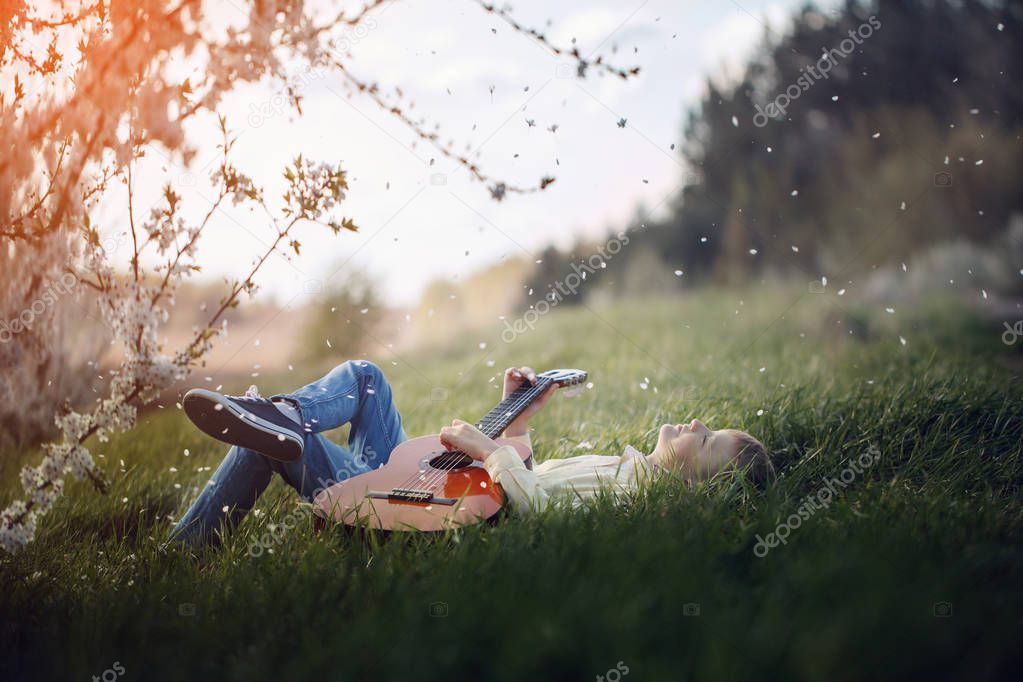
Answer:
[{"left": 725, "top": 430, "right": 775, "bottom": 486}]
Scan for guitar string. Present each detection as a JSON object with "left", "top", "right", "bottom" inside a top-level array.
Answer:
[
  {"left": 410, "top": 374, "right": 586, "bottom": 494},
  {"left": 413, "top": 379, "right": 550, "bottom": 493},
  {"left": 419, "top": 383, "right": 549, "bottom": 494},
  {"left": 394, "top": 373, "right": 582, "bottom": 495},
  {"left": 397, "top": 383, "right": 541, "bottom": 494},
  {"left": 389, "top": 381, "right": 545, "bottom": 493},
  {"left": 412, "top": 378, "right": 554, "bottom": 494},
  {"left": 407, "top": 379, "right": 549, "bottom": 490}
]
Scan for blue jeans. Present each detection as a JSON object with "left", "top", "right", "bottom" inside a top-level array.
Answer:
[{"left": 170, "top": 360, "right": 406, "bottom": 546}]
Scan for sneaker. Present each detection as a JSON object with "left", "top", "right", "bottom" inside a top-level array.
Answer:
[{"left": 183, "top": 386, "right": 304, "bottom": 461}]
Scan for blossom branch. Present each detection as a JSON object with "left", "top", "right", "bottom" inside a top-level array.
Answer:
[{"left": 472, "top": 0, "right": 641, "bottom": 80}]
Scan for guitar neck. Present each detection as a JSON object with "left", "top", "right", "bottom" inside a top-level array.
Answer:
[{"left": 475, "top": 377, "right": 554, "bottom": 438}]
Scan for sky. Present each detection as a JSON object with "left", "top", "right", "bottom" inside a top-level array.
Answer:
[{"left": 119, "top": 0, "right": 842, "bottom": 307}]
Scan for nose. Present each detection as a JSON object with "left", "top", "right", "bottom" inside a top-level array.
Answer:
[{"left": 690, "top": 418, "right": 709, "bottom": 434}]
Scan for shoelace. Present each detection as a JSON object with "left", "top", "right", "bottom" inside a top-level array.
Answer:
[{"left": 230, "top": 385, "right": 266, "bottom": 404}]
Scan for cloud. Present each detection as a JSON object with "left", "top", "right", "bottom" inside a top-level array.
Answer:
[
  {"left": 422, "top": 58, "right": 526, "bottom": 93},
  {"left": 697, "top": 4, "right": 790, "bottom": 81},
  {"left": 551, "top": 7, "right": 624, "bottom": 48}
]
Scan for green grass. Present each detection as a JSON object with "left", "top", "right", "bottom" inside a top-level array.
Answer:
[{"left": 2, "top": 287, "right": 1022, "bottom": 681}]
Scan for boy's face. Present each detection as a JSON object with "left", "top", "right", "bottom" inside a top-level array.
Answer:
[{"left": 652, "top": 419, "right": 741, "bottom": 480}]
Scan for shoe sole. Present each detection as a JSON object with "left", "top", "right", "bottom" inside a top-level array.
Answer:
[{"left": 183, "top": 389, "right": 304, "bottom": 462}]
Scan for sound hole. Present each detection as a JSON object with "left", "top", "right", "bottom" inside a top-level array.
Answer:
[{"left": 429, "top": 452, "right": 474, "bottom": 470}]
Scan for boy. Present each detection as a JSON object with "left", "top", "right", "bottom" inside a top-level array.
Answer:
[{"left": 171, "top": 361, "right": 772, "bottom": 546}]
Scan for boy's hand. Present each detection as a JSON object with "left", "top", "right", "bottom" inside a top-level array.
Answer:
[
  {"left": 440, "top": 419, "right": 500, "bottom": 461},
  {"left": 502, "top": 366, "right": 556, "bottom": 436}
]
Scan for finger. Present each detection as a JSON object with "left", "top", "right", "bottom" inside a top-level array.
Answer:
[
  {"left": 505, "top": 367, "right": 521, "bottom": 378},
  {"left": 519, "top": 366, "right": 537, "bottom": 382},
  {"left": 531, "top": 386, "right": 555, "bottom": 410}
]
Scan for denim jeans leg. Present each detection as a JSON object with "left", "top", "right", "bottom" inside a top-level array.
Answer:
[
  {"left": 169, "top": 445, "right": 274, "bottom": 547},
  {"left": 273, "top": 359, "right": 407, "bottom": 466},
  {"left": 170, "top": 433, "right": 372, "bottom": 547},
  {"left": 270, "top": 433, "right": 373, "bottom": 499},
  {"left": 172, "top": 360, "right": 408, "bottom": 547}
]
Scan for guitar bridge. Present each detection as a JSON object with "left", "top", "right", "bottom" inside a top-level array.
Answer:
[{"left": 368, "top": 489, "right": 458, "bottom": 505}]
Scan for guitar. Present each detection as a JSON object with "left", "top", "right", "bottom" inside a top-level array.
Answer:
[{"left": 312, "top": 368, "right": 588, "bottom": 531}]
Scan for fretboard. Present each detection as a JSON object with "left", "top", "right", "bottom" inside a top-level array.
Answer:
[{"left": 475, "top": 377, "right": 553, "bottom": 438}]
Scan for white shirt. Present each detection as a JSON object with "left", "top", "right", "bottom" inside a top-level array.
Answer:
[{"left": 483, "top": 434, "right": 656, "bottom": 514}]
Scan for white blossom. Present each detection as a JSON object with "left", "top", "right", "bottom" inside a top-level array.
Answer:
[{"left": 1, "top": 0, "right": 586, "bottom": 553}]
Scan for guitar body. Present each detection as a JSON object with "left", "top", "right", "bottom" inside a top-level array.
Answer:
[
  {"left": 312, "top": 368, "right": 586, "bottom": 533},
  {"left": 312, "top": 434, "right": 533, "bottom": 532}
]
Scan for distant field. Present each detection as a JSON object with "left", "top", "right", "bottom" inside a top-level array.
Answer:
[{"left": 2, "top": 288, "right": 1021, "bottom": 681}]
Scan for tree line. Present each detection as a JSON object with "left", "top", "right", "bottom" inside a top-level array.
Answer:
[{"left": 523, "top": 0, "right": 1022, "bottom": 305}]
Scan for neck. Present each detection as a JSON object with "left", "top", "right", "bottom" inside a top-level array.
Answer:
[
  {"left": 475, "top": 377, "right": 553, "bottom": 438},
  {"left": 646, "top": 451, "right": 664, "bottom": 471}
]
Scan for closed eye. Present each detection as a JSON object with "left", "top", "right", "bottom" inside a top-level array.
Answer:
[{"left": 702, "top": 434, "right": 709, "bottom": 446}]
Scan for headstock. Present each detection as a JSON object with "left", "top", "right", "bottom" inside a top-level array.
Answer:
[{"left": 537, "top": 368, "right": 588, "bottom": 389}]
